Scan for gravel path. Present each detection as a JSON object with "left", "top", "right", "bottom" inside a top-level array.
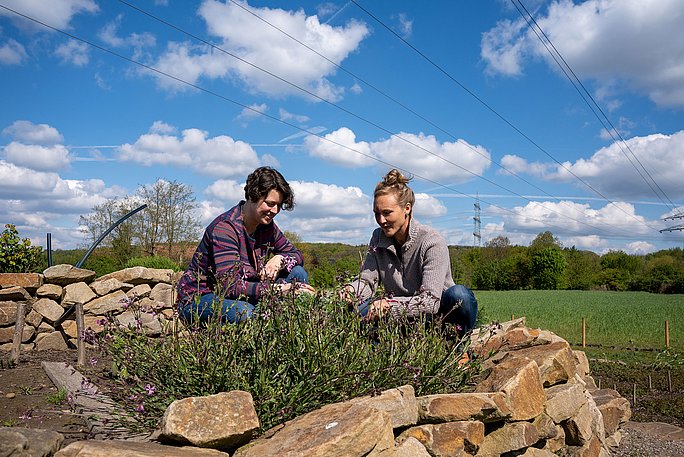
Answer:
[{"left": 614, "top": 422, "right": 684, "bottom": 456}]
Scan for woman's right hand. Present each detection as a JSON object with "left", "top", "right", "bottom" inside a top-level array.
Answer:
[
  {"left": 338, "top": 285, "right": 356, "bottom": 304},
  {"left": 277, "top": 282, "right": 316, "bottom": 296}
]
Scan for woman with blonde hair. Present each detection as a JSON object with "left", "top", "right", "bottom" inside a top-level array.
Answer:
[{"left": 340, "top": 169, "right": 477, "bottom": 334}]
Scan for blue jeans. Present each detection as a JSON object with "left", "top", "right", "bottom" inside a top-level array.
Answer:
[
  {"left": 180, "top": 266, "right": 309, "bottom": 324},
  {"left": 356, "top": 284, "right": 478, "bottom": 334}
]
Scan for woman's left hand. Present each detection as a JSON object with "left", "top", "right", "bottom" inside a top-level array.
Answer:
[{"left": 366, "top": 298, "right": 391, "bottom": 321}]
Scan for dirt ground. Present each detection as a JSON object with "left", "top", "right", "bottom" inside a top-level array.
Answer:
[{"left": 1, "top": 348, "right": 683, "bottom": 454}]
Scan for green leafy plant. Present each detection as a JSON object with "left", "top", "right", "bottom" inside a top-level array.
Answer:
[
  {"left": 19, "top": 386, "right": 33, "bottom": 395},
  {"left": 90, "top": 275, "right": 478, "bottom": 434},
  {"left": 46, "top": 388, "right": 68, "bottom": 405},
  {"left": 0, "top": 224, "right": 43, "bottom": 273},
  {"left": 125, "top": 256, "right": 182, "bottom": 271}
]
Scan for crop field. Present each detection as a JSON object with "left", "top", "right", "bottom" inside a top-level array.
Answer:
[{"left": 475, "top": 290, "right": 683, "bottom": 351}]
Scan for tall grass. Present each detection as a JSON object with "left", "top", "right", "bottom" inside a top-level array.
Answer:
[{"left": 477, "top": 290, "right": 683, "bottom": 351}]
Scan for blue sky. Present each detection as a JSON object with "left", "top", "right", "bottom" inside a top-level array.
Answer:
[{"left": 1, "top": 0, "right": 683, "bottom": 254}]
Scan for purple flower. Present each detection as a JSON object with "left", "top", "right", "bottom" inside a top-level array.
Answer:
[
  {"left": 89, "top": 357, "right": 98, "bottom": 367},
  {"left": 144, "top": 384, "right": 156, "bottom": 396},
  {"left": 20, "top": 409, "right": 33, "bottom": 420},
  {"left": 96, "top": 317, "right": 108, "bottom": 326},
  {"left": 282, "top": 255, "right": 297, "bottom": 273},
  {"left": 368, "top": 244, "right": 377, "bottom": 254},
  {"left": 135, "top": 403, "right": 145, "bottom": 412}
]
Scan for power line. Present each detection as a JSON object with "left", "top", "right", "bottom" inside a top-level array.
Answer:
[
  {"left": 0, "top": 2, "right": 667, "bottom": 243},
  {"left": 349, "top": 0, "right": 665, "bottom": 233},
  {"left": 114, "top": 0, "right": 651, "bottom": 239},
  {"left": 510, "top": 0, "right": 679, "bottom": 214}
]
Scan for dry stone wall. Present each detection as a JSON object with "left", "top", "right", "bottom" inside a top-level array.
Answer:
[{"left": 0, "top": 265, "right": 178, "bottom": 352}]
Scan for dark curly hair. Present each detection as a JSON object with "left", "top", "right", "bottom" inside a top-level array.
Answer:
[{"left": 244, "top": 167, "right": 295, "bottom": 210}]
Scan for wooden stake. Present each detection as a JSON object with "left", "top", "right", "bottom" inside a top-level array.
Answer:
[
  {"left": 665, "top": 320, "right": 670, "bottom": 349},
  {"left": 633, "top": 383, "right": 637, "bottom": 406},
  {"left": 511, "top": 313, "right": 515, "bottom": 321},
  {"left": 648, "top": 374, "right": 652, "bottom": 391},
  {"left": 75, "top": 302, "right": 86, "bottom": 367},
  {"left": 598, "top": 378, "right": 601, "bottom": 389},
  {"left": 10, "top": 302, "right": 26, "bottom": 364},
  {"left": 668, "top": 370, "right": 673, "bottom": 392},
  {"left": 582, "top": 317, "right": 586, "bottom": 348}
]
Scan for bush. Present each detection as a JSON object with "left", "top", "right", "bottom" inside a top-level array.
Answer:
[
  {"left": 0, "top": 224, "right": 43, "bottom": 273},
  {"left": 125, "top": 256, "right": 182, "bottom": 272},
  {"left": 91, "top": 284, "right": 477, "bottom": 433}
]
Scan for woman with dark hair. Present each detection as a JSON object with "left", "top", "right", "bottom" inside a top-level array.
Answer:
[
  {"left": 177, "top": 166, "right": 314, "bottom": 324},
  {"left": 339, "top": 169, "right": 477, "bottom": 335}
]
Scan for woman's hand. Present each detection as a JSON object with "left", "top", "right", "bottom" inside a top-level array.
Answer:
[
  {"left": 338, "top": 285, "right": 357, "bottom": 305},
  {"left": 276, "top": 282, "right": 316, "bottom": 296},
  {"left": 262, "top": 255, "right": 284, "bottom": 281},
  {"left": 365, "top": 298, "right": 391, "bottom": 321}
]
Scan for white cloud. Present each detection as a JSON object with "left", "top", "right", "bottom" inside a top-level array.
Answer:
[
  {"left": 0, "top": 0, "right": 98, "bottom": 30},
  {"left": 117, "top": 125, "right": 262, "bottom": 178},
  {"left": 203, "top": 179, "right": 245, "bottom": 203},
  {"left": 4, "top": 142, "right": 71, "bottom": 171},
  {"left": 290, "top": 181, "right": 369, "bottom": 217},
  {"left": 393, "top": 13, "right": 413, "bottom": 39},
  {"left": 152, "top": 1, "right": 369, "bottom": 101},
  {"left": 624, "top": 240, "right": 656, "bottom": 255},
  {"left": 0, "top": 38, "right": 27, "bottom": 65},
  {"left": 306, "top": 128, "right": 491, "bottom": 181},
  {"left": 501, "top": 131, "right": 684, "bottom": 200},
  {"left": 482, "top": 0, "right": 684, "bottom": 107},
  {"left": 98, "top": 15, "right": 156, "bottom": 59},
  {"left": 149, "top": 121, "right": 176, "bottom": 135},
  {"left": 55, "top": 39, "right": 89, "bottom": 66},
  {"left": 278, "top": 108, "right": 310, "bottom": 124},
  {"left": 2, "top": 120, "right": 64, "bottom": 144},
  {"left": 491, "top": 200, "right": 656, "bottom": 239},
  {"left": 414, "top": 193, "right": 447, "bottom": 218},
  {"left": 304, "top": 127, "right": 375, "bottom": 167}
]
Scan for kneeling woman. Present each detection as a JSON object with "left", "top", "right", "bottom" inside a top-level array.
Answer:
[
  {"left": 176, "top": 167, "right": 314, "bottom": 324},
  {"left": 340, "top": 169, "right": 477, "bottom": 334}
]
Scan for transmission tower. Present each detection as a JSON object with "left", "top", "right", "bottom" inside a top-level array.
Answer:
[{"left": 473, "top": 195, "right": 481, "bottom": 247}]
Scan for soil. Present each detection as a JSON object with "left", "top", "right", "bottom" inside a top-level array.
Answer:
[{"left": 1, "top": 349, "right": 683, "bottom": 455}]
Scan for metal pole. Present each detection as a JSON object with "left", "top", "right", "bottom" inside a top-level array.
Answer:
[{"left": 47, "top": 232, "right": 53, "bottom": 267}]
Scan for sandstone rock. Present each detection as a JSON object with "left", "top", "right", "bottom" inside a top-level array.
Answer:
[
  {"left": 55, "top": 440, "right": 229, "bottom": 456},
  {"left": 84, "top": 290, "right": 128, "bottom": 315},
  {"left": 116, "top": 310, "right": 163, "bottom": 336},
  {"left": 62, "top": 316, "right": 105, "bottom": 338},
  {"left": 0, "top": 324, "right": 34, "bottom": 343},
  {"left": 0, "top": 301, "right": 18, "bottom": 325},
  {"left": 90, "top": 277, "right": 134, "bottom": 296},
  {"left": 565, "top": 434, "right": 602, "bottom": 457},
  {"left": 545, "top": 382, "right": 587, "bottom": 423},
  {"left": 36, "top": 283, "right": 63, "bottom": 300},
  {"left": 573, "top": 350, "right": 591, "bottom": 378},
  {"left": 35, "top": 331, "right": 69, "bottom": 351},
  {"left": 127, "top": 283, "right": 152, "bottom": 299},
  {"left": 25, "top": 309, "right": 43, "bottom": 327},
  {"left": 150, "top": 282, "right": 176, "bottom": 307},
  {"left": 418, "top": 391, "right": 510, "bottom": 423},
  {"left": 377, "top": 436, "right": 431, "bottom": 457},
  {"left": 38, "top": 321, "right": 55, "bottom": 334},
  {"left": 33, "top": 298, "right": 64, "bottom": 323},
  {"left": 544, "top": 425, "right": 566, "bottom": 453},
  {"left": 398, "top": 420, "right": 484, "bottom": 456},
  {"left": 43, "top": 264, "right": 96, "bottom": 286},
  {"left": 604, "top": 430, "right": 622, "bottom": 449},
  {"left": 350, "top": 384, "right": 418, "bottom": 429},
  {"left": 235, "top": 401, "right": 394, "bottom": 457},
  {"left": 508, "top": 341, "right": 577, "bottom": 387},
  {"left": 98, "top": 266, "right": 174, "bottom": 285},
  {"left": 63, "top": 282, "right": 97, "bottom": 306},
  {"left": 533, "top": 412, "right": 559, "bottom": 440},
  {"left": 0, "top": 342, "right": 34, "bottom": 352},
  {"left": 0, "top": 286, "right": 31, "bottom": 301},
  {"left": 590, "top": 388, "right": 631, "bottom": 436},
  {"left": 0, "top": 273, "right": 43, "bottom": 291},
  {"left": 476, "top": 421, "right": 539, "bottom": 456},
  {"left": 159, "top": 391, "right": 259, "bottom": 450},
  {"left": 520, "top": 448, "right": 558, "bottom": 456},
  {"left": 0, "top": 427, "right": 63, "bottom": 457},
  {"left": 475, "top": 356, "right": 545, "bottom": 421},
  {"left": 564, "top": 400, "right": 595, "bottom": 446}
]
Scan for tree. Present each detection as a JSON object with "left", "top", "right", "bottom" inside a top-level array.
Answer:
[
  {"left": 0, "top": 224, "right": 43, "bottom": 273},
  {"left": 530, "top": 246, "right": 567, "bottom": 289},
  {"left": 135, "top": 179, "right": 200, "bottom": 257}
]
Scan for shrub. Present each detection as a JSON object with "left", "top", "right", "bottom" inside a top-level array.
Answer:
[
  {"left": 91, "top": 283, "right": 477, "bottom": 433},
  {"left": 0, "top": 224, "right": 43, "bottom": 273},
  {"left": 125, "top": 256, "right": 182, "bottom": 271}
]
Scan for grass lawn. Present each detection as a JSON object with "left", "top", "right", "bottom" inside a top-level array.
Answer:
[{"left": 475, "top": 290, "right": 683, "bottom": 351}]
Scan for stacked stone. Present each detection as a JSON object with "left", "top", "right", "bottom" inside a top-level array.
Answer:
[
  {"left": 52, "top": 319, "right": 632, "bottom": 457},
  {"left": 0, "top": 265, "right": 177, "bottom": 353}
]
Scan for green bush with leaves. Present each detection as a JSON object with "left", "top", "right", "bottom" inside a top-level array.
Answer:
[
  {"left": 0, "top": 224, "right": 43, "bottom": 273},
  {"left": 91, "top": 285, "right": 477, "bottom": 433}
]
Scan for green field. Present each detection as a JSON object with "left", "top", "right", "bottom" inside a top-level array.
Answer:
[{"left": 475, "top": 290, "right": 683, "bottom": 351}]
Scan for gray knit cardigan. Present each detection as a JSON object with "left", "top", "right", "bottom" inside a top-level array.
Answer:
[{"left": 349, "top": 217, "right": 455, "bottom": 318}]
